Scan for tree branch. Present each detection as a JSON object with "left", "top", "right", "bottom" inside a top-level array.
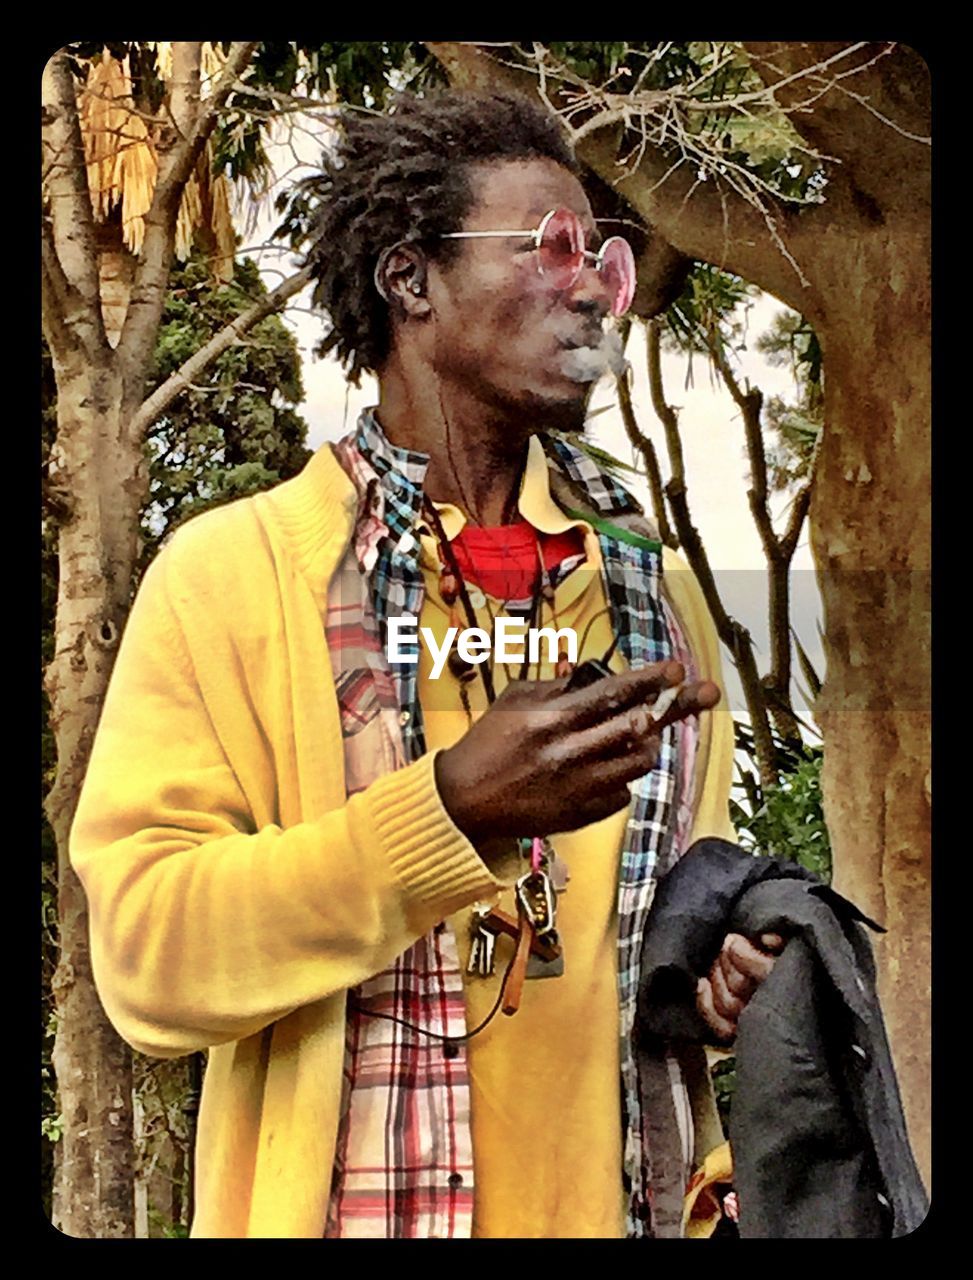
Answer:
[
  {"left": 425, "top": 42, "right": 823, "bottom": 312},
  {"left": 119, "top": 42, "right": 259, "bottom": 401},
  {"left": 645, "top": 319, "right": 686, "bottom": 488},
  {"left": 41, "top": 50, "right": 108, "bottom": 354},
  {"left": 128, "top": 263, "right": 314, "bottom": 443},
  {"left": 42, "top": 256, "right": 76, "bottom": 360},
  {"left": 706, "top": 333, "right": 780, "bottom": 566},
  {"left": 154, "top": 43, "right": 259, "bottom": 208},
  {"left": 781, "top": 482, "right": 813, "bottom": 561},
  {"left": 614, "top": 347, "right": 677, "bottom": 548},
  {"left": 741, "top": 42, "right": 931, "bottom": 215},
  {"left": 41, "top": 215, "right": 78, "bottom": 359},
  {"left": 580, "top": 124, "right": 816, "bottom": 314},
  {"left": 645, "top": 319, "right": 779, "bottom": 788}
]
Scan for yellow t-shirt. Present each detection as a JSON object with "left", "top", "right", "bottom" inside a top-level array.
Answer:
[{"left": 417, "top": 436, "right": 629, "bottom": 1238}]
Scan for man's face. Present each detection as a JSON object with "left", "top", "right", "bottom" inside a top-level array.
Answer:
[{"left": 427, "top": 157, "right": 616, "bottom": 432}]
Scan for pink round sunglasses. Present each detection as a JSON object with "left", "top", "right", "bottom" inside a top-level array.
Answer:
[{"left": 441, "top": 207, "right": 637, "bottom": 318}]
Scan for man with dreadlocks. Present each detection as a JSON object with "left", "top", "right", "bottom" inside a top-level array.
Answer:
[{"left": 72, "top": 90, "right": 782, "bottom": 1238}]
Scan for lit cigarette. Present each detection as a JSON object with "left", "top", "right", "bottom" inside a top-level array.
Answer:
[{"left": 651, "top": 684, "right": 684, "bottom": 721}]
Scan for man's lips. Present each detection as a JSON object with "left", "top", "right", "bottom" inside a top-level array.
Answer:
[{"left": 558, "top": 330, "right": 604, "bottom": 350}]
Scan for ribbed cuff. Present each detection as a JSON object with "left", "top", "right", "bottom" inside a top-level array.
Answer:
[{"left": 361, "top": 750, "right": 504, "bottom": 919}]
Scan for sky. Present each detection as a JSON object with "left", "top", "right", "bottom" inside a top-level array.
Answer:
[{"left": 234, "top": 116, "right": 824, "bottom": 730}]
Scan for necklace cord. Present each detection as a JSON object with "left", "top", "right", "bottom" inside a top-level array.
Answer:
[
  {"left": 347, "top": 938, "right": 520, "bottom": 1043},
  {"left": 422, "top": 496, "right": 496, "bottom": 704},
  {"left": 574, "top": 605, "right": 617, "bottom": 666}
]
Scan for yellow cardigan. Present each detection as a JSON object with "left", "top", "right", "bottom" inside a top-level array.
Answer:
[{"left": 70, "top": 442, "right": 736, "bottom": 1238}]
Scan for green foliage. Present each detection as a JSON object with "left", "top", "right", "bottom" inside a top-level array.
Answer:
[
  {"left": 213, "top": 43, "right": 444, "bottom": 188},
  {"left": 756, "top": 311, "right": 823, "bottom": 491},
  {"left": 159, "top": 1220, "right": 190, "bottom": 1239},
  {"left": 140, "top": 252, "right": 310, "bottom": 574},
  {"left": 545, "top": 41, "right": 630, "bottom": 84},
  {"left": 660, "top": 264, "right": 758, "bottom": 387},
  {"left": 41, "top": 1111, "right": 63, "bottom": 1144},
  {"left": 731, "top": 739, "right": 831, "bottom": 882}
]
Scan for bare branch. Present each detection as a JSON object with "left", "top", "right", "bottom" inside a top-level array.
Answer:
[
  {"left": 155, "top": 43, "right": 259, "bottom": 207},
  {"left": 614, "top": 353, "right": 677, "bottom": 549},
  {"left": 706, "top": 333, "right": 779, "bottom": 565},
  {"left": 581, "top": 125, "right": 814, "bottom": 311},
  {"left": 129, "top": 263, "right": 314, "bottom": 443},
  {"left": 741, "top": 42, "right": 930, "bottom": 213},
  {"left": 645, "top": 319, "right": 779, "bottom": 788},
  {"left": 781, "top": 481, "right": 813, "bottom": 561},
  {"left": 41, "top": 51, "right": 108, "bottom": 353},
  {"left": 645, "top": 319, "right": 686, "bottom": 488}
]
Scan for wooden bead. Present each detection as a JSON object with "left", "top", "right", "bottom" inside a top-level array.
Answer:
[
  {"left": 448, "top": 649, "right": 478, "bottom": 683},
  {"left": 440, "top": 569, "right": 460, "bottom": 606}
]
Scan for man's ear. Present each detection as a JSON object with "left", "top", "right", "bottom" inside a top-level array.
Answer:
[{"left": 374, "top": 243, "right": 432, "bottom": 317}]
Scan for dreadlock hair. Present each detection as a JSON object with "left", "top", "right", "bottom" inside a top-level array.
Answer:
[{"left": 297, "top": 90, "right": 579, "bottom": 385}]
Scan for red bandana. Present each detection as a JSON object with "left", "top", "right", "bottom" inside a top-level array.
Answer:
[{"left": 451, "top": 518, "right": 585, "bottom": 602}]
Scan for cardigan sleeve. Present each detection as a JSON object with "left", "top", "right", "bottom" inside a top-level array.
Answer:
[{"left": 70, "top": 538, "right": 502, "bottom": 1061}]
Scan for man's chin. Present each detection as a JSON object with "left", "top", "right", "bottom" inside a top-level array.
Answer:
[{"left": 519, "top": 386, "right": 591, "bottom": 436}]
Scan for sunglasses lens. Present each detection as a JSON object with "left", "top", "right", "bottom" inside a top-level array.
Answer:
[
  {"left": 601, "top": 237, "right": 636, "bottom": 317},
  {"left": 537, "top": 209, "right": 584, "bottom": 290}
]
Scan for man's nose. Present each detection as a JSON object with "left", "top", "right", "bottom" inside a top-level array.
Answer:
[{"left": 568, "top": 260, "right": 612, "bottom": 319}]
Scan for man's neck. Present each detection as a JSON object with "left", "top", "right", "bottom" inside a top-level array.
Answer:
[{"left": 376, "top": 368, "right": 529, "bottom": 527}]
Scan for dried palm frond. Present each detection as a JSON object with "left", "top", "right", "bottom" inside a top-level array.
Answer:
[
  {"left": 153, "top": 41, "right": 173, "bottom": 82},
  {"left": 80, "top": 50, "right": 131, "bottom": 219},
  {"left": 116, "top": 110, "right": 157, "bottom": 256},
  {"left": 79, "top": 43, "right": 238, "bottom": 278},
  {"left": 200, "top": 41, "right": 226, "bottom": 98},
  {"left": 80, "top": 49, "right": 159, "bottom": 255},
  {"left": 210, "top": 169, "right": 236, "bottom": 282}
]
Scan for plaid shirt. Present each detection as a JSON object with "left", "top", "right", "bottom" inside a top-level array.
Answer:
[{"left": 324, "top": 411, "right": 695, "bottom": 1238}]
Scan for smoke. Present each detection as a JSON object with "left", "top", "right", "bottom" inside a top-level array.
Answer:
[{"left": 550, "top": 323, "right": 628, "bottom": 384}]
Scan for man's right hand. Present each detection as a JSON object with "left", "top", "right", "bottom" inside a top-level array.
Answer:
[{"left": 434, "top": 661, "right": 720, "bottom": 845}]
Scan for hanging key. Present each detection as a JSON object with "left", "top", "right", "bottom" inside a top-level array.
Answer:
[
  {"left": 478, "top": 927, "right": 496, "bottom": 977},
  {"left": 466, "top": 931, "right": 483, "bottom": 977},
  {"left": 467, "top": 904, "right": 497, "bottom": 977},
  {"left": 516, "top": 869, "right": 558, "bottom": 939},
  {"left": 474, "top": 905, "right": 562, "bottom": 963}
]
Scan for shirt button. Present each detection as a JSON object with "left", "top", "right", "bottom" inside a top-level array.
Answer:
[
  {"left": 443, "top": 1041, "right": 460, "bottom": 1059},
  {"left": 448, "top": 1172, "right": 464, "bottom": 1189},
  {"left": 468, "top": 588, "right": 486, "bottom": 609},
  {"left": 399, "top": 710, "right": 411, "bottom": 726}
]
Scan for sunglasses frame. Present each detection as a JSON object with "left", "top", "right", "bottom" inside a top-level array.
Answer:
[{"left": 440, "top": 207, "right": 636, "bottom": 317}]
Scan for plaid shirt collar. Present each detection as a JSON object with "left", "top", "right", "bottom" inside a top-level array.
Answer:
[{"left": 349, "top": 407, "right": 638, "bottom": 555}]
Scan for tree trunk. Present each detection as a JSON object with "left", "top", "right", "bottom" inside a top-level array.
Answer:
[
  {"left": 44, "top": 347, "right": 148, "bottom": 1236},
  {"left": 813, "top": 220, "right": 931, "bottom": 1192},
  {"left": 99, "top": 248, "right": 137, "bottom": 350}
]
